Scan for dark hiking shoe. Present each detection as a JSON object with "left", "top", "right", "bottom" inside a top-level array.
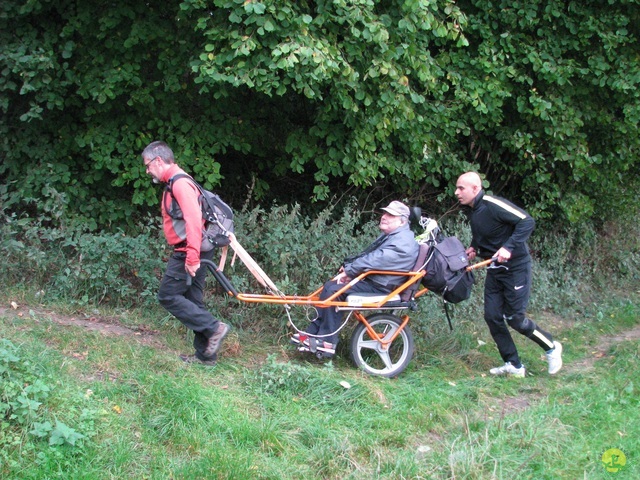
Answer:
[
  {"left": 203, "top": 322, "right": 230, "bottom": 357},
  {"left": 179, "top": 354, "right": 217, "bottom": 366}
]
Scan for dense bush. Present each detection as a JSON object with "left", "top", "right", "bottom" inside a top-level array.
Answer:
[
  {"left": 0, "top": 189, "right": 380, "bottom": 307},
  {"left": 1, "top": 187, "right": 638, "bottom": 327},
  {"left": 1, "top": 0, "right": 638, "bottom": 228},
  {"left": 0, "top": 193, "right": 166, "bottom": 307}
]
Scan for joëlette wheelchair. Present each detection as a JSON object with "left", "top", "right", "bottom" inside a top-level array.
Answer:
[{"left": 199, "top": 213, "right": 490, "bottom": 378}]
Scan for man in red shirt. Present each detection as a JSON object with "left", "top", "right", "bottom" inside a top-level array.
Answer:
[{"left": 142, "top": 141, "right": 229, "bottom": 366}]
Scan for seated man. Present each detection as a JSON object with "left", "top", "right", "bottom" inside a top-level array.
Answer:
[{"left": 292, "top": 201, "right": 419, "bottom": 357}]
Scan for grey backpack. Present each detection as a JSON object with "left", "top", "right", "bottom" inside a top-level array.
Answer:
[{"left": 165, "top": 173, "right": 234, "bottom": 249}]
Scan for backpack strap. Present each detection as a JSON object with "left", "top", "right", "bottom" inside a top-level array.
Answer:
[
  {"left": 166, "top": 173, "right": 202, "bottom": 195},
  {"left": 164, "top": 173, "right": 206, "bottom": 218}
]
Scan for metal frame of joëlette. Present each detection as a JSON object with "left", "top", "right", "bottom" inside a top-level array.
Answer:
[{"left": 202, "top": 233, "right": 493, "bottom": 349}]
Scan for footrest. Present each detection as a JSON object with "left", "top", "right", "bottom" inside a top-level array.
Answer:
[{"left": 346, "top": 293, "right": 401, "bottom": 307}]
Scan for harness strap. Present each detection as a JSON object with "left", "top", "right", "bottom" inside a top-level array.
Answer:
[{"left": 443, "top": 300, "right": 454, "bottom": 331}]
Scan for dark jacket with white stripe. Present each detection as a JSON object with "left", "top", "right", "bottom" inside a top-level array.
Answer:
[{"left": 463, "top": 190, "right": 535, "bottom": 267}]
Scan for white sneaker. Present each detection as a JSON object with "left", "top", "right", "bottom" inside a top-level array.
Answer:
[
  {"left": 546, "top": 341, "right": 563, "bottom": 375},
  {"left": 489, "top": 362, "right": 526, "bottom": 377}
]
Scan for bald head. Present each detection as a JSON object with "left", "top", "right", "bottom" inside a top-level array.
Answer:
[{"left": 455, "top": 172, "right": 483, "bottom": 206}]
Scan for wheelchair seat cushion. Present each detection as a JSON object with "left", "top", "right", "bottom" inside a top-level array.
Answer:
[{"left": 346, "top": 293, "right": 401, "bottom": 306}]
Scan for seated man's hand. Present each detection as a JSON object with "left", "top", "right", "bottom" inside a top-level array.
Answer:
[{"left": 333, "top": 271, "right": 350, "bottom": 284}]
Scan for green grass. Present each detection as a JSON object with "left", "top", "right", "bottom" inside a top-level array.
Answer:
[{"left": 1, "top": 294, "right": 638, "bottom": 479}]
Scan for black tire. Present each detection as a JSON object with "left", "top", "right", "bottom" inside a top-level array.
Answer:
[{"left": 349, "top": 313, "right": 414, "bottom": 378}]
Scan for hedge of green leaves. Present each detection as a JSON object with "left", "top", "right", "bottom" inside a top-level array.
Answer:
[{"left": 1, "top": 0, "right": 638, "bottom": 230}]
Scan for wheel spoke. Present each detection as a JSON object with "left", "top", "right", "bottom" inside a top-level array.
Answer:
[
  {"left": 377, "top": 350, "right": 393, "bottom": 370},
  {"left": 379, "top": 325, "right": 397, "bottom": 342},
  {"left": 359, "top": 340, "right": 381, "bottom": 350}
]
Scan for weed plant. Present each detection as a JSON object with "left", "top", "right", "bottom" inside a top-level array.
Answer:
[{"left": 0, "top": 339, "right": 98, "bottom": 474}]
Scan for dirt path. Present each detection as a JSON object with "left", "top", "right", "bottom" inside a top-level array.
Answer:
[
  {"left": 3, "top": 302, "right": 640, "bottom": 373},
  {"left": 562, "top": 323, "right": 640, "bottom": 374},
  {"left": 0, "top": 304, "right": 163, "bottom": 347}
]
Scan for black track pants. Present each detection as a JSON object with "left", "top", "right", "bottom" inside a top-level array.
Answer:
[{"left": 484, "top": 260, "right": 554, "bottom": 367}]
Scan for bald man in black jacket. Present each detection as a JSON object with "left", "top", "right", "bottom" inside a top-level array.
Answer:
[{"left": 456, "top": 172, "right": 563, "bottom": 377}]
